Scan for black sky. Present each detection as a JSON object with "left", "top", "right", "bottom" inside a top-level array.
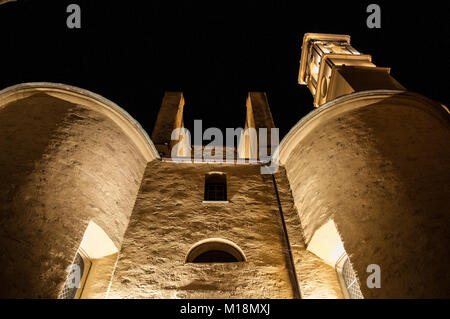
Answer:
[{"left": 1, "top": 0, "right": 449, "bottom": 139}]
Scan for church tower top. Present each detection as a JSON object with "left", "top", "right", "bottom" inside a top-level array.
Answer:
[{"left": 298, "top": 33, "right": 404, "bottom": 107}]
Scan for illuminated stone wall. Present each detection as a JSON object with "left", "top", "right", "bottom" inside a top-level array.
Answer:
[
  {"left": 273, "top": 168, "right": 344, "bottom": 299},
  {"left": 0, "top": 84, "right": 155, "bottom": 298},
  {"left": 0, "top": 84, "right": 344, "bottom": 299},
  {"left": 5, "top": 83, "right": 448, "bottom": 299},
  {"left": 108, "top": 160, "right": 343, "bottom": 298},
  {"left": 108, "top": 161, "right": 292, "bottom": 298},
  {"left": 280, "top": 91, "right": 450, "bottom": 298}
]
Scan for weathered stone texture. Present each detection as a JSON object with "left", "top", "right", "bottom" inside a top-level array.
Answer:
[
  {"left": 108, "top": 160, "right": 342, "bottom": 298},
  {"left": 274, "top": 169, "right": 343, "bottom": 299},
  {"left": 109, "top": 161, "right": 291, "bottom": 298},
  {"left": 282, "top": 93, "right": 450, "bottom": 298},
  {"left": 0, "top": 93, "right": 147, "bottom": 297}
]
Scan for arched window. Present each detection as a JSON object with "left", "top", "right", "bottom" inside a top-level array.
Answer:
[
  {"left": 186, "top": 238, "right": 246, "bottom": 263},
  {"left": 204, "top": 172, "right": 227, "bottom": 201}
]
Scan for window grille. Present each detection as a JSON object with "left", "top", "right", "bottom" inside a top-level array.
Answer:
[
  {"left": 204, "top": 173, "right": 227, "bottom": 201},
  {"left": 339, "top": 256, "right": 363, "bottom": 299},
  {"left": 59, "top": 251, "right": 91, "bottom": 299}
]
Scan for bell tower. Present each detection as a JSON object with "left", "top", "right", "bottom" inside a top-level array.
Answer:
[{"left": 298, "top": 33, "right": 404, "bottom": 106}]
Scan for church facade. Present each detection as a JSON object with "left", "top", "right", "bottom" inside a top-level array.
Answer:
[{"left": 0, "top": 33, "right": 449, "bottom": 299}]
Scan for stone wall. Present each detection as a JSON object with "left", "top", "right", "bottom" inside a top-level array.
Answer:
[
  {"left": 0, "top": 85, "right": 153, "bottom": 298},
  {"left": 108, "top": 161, "right": 293, "bottom": 298},
  {"left": 108, "top": 160, "right": 342, "bottom": 298},
  {"left": 273, "top": 169, "right": 343, "bottom": 299},
  {"left": 280, "top": 91, "right": 450, "bottom": 298}
]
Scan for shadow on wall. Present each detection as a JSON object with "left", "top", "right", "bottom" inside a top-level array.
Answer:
[
  {"left": 0, "top": 93, "right": 75, "bottom": 298},
  {"left": 346, "top": 94, "right": 450, "bottom": 298},
  {"left": 0, "top": 93, "right": 73, "bottom": 203},
  {"left": 0, "top": 84, "right": 150, "bottom": 298},
  {"left": 281, "top": 91, "right": 450, "bottom": 298}
]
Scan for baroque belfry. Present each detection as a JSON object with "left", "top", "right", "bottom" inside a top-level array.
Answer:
[{"left": 0, "top": 33, "right": 449, "bottom": 299}]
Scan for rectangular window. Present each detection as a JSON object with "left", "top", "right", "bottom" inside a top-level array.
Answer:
[
  {"left": 205, "top": 183, "right": 226, "bottom": 201},
  {"left": 204, "top": 173, "right": 227, "bottom": 201}
]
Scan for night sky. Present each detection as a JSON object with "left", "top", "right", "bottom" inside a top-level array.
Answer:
[{"left": 1, "top": 0, "right": 449, "bottom": 139}]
